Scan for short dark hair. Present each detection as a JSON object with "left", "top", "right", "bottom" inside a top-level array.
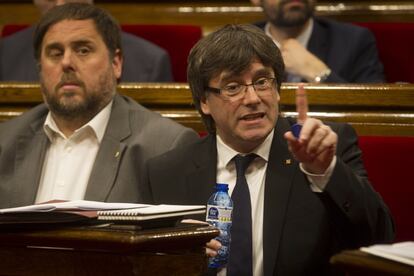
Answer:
[
  {"left": 33, "top": 3, "right": 122, "bottom": 61},
  {"left": 187, "top": 24, "right": 285, "bottom": 134}
]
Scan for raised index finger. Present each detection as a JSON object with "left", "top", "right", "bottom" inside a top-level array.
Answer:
[{"left": 296, "top": 83, "right": 308, "bottom": 124}]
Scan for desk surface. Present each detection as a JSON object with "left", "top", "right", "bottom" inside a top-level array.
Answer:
[
  {"left": 0, "top": 223, "right": 219, "bottom": 276},
  {"left": 0, "top": 222, "right": 218, "bottom": 252},
  {"left": 331, "top": 250, "right": 414, "bottom": 276}
]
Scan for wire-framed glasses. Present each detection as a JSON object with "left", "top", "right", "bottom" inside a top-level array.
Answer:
[{"left": 206, "top": 77, "right": 276, "bottom": 101}]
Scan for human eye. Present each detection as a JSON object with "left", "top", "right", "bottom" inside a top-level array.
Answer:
[
  {"left": 45, "top": 48, "right": 63, "bottom": 59},
  {"left": 254, "top": 77, "right": 271, "bottom": 90},
  {"left": 76, "top": 46, "right": 91, "bottom": 56},
  {"left": 223, "top": 83, "right": 242, "bottom": 95}
]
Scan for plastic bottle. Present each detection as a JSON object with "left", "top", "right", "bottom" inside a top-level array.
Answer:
[{"left": 206, "top": 183, "right": 233, "bottom": 268}]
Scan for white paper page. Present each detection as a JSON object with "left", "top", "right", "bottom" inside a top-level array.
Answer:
[
  {"left": 0, "top": 200, "right": 150, "bottom": 213},
  {"left": 361, "top": 241, "right": 414, "bottom": 267}
]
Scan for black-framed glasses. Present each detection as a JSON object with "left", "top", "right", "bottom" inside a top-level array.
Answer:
[{"left": 206, "top": 77, "right": 276, "bottom": 101}]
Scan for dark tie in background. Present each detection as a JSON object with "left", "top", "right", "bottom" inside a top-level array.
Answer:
[{"left": 228, "top": 154, "right": 256, "bottom": 276}]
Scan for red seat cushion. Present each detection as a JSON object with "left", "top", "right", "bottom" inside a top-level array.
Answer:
[
  {"left": 1, "top": 24, "right": 29, "bottom": 37},
  {"left": 121, "top": 24, "right": 202, "bottom": 82},
  {"left": 359, "top": 136, "right": 414, "bottom": 242},
  {"left": 354, "top": 22, "right": 414, "bottom": 83}
]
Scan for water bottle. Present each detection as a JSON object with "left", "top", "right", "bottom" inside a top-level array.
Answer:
[{"left": 206, "top": 183, "right": 233, "bottom": 268}]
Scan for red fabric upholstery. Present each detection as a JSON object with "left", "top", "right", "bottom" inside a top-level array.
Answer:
[
  {"left": 1, "top": 24, "right": 202, "bottom": 82},
  {"left": 1, "top": 24, "right": 28, "bottom": 37},
  {"left": 359, "top": 136, "right": 414, "bottom": 242},
  {"left": 121, "top": 24, "right": 202, "bottom": 82},
  {"left": 354, "top": 22, "right": 414, "bottom": 83}
]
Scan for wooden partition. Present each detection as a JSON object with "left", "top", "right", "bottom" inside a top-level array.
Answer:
[
  {"left": 1, "top": 82, "right": 413, "bottom": 136},
  {"left": 1, "top": 1, "right": 413, "bottom": 35}
]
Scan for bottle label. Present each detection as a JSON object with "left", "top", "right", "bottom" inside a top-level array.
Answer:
[{"left": 206, "top": 205, "right": 232, "bottom": 222}]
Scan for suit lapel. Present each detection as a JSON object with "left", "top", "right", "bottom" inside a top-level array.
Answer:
[
  {"left": 263, "top": 118, "right": 299, "bottom": 276},
  {"left": 185, "top": 135, "right": 218, "bottom": 204},
  {"left": 84, "top": 95, "right": 131, "bottom": 201},
  {"left": 13, "top": 121, "right": 49, "bottom": 206}
]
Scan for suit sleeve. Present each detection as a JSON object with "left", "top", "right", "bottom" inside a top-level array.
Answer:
[
  {"left": 325, "top": 28, "right": 385, "bottom": 83},
  {"left": 321, "top": 124, "right": 394, "bottom": 247}
]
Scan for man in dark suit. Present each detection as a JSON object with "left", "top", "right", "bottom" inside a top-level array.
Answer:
[
  {"left": 143, "top": 24, "right": 394, "bottom": 275},
  {"left": 0, "top": 0, "right": 173, "bottom": 82},
  {"left": 0, "top": 3, "right": 198, "bottom": 208},
  {"left": 251, "top": 0, "right": 384, "bottom": 83}
]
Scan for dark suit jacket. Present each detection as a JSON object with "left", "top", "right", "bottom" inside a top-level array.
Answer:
[
  {"left": 144, "top": 117, "right": 394, "bottom": 275},
  {"left": 0, "top": 26, "right": 173, "bottom": 82},
  {"left": 0, "top": 94, "right": 199, "bottom": 208},
  {"left": 255, "top": 18, "right": 385, "bottom": 83}
]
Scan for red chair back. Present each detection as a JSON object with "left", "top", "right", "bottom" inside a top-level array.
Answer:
[
  {"left": 121, "top": 24, "right": 202, "bottom": 82},
  {"left": 359, "top": 136, "right": 414, "bottom": 242},
  {"left": 354, "top": 22, "right": 414, "bottom": 83}
]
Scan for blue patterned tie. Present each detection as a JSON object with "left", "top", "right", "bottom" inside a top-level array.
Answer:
[{"left": 227, "top": 154, "right": 257, "bottom": 276}]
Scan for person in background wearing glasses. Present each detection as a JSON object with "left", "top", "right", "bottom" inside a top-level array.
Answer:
[{"left": 142, "top": 24, "right": 394, "bottom": 275}]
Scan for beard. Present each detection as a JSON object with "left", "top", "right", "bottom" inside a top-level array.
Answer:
[
  {"left": 40, "top": 68, "right": 116, "bottom": 122},
  {"left": 265, "top": 0, "right": 314, "bottom": 28}
]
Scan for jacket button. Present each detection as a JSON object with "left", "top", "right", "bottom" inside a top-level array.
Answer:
[{"left": 343, "top": 201, "right": 351, "bottom": 212}]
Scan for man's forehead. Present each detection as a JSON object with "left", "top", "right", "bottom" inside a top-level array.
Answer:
[
  {"left": 44, "top": 19, "right": 100, "bottom": 42},
  {"left": 214, "top": 64, "right": 274, "bottom": 81}
]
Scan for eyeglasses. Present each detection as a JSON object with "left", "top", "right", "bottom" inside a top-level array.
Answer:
[{"left": 206, "top": 77, "right": 276, "bottom": 101}]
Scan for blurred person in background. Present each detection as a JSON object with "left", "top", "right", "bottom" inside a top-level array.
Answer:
[
  {"left": 251, "top": 0, "right": 384, "bottom": 83},
  {"left": 0, "top": 0, "right": 173, "bottom": 82}
]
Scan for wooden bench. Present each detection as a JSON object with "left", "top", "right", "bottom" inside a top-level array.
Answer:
[{"left": 0, "top": 82, "right": 413, "bottom": 241}]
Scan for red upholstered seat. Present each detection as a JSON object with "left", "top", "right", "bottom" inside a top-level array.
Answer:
[
  {"left": 1, "top": 24, "right": 28, "bottom": 37},
  {"left": 1, "top": 24, "right": 203, "bottom": 82},
  {"left": 354, "top": 22, "right": 414, "bottom": 83},
  {"left": 121, "top": 24, "right": 202, "bottom": 82},
  {"left": 359, "top": 136, "right": 414, "bottom": 242}
]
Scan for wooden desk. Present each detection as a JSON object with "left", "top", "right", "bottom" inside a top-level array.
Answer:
[
  {"left": 331, "top": 250, "right": 414, "bottom": 276},
  {"left": 1, "top": 82, "right": 414, "bottom": 136},
  {"left": 0, "top": 223, "right": 219, "bottom": 276}
]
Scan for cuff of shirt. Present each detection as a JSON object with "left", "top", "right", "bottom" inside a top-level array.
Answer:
[{"left": 299, "top": 156, "right": 337, "bottom": 192}]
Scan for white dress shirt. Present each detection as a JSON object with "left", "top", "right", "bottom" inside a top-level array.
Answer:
[
  {"left": 35, "top": 101, "right": 113, "bottom": 203},
  {"left": 215, "top": 128, "right": 336, "bottom": 276},
  {"left": 264, "top": 19, "right": 314, "bottom": 82}
]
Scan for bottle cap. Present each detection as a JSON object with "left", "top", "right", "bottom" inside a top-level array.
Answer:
[
  {"left": 216, "top": 183, "right": 229, "bottom": 191},
  {"left": 291, "top": 123, "right": 302, "bottom": 139}
]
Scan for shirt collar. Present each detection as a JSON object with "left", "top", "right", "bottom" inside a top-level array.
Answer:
[
  {"left": 264, "top": 18, "right": 314, "bottom": 48},
  {"left": 216, "top": 130, "right": 274, "bottom": 168},
  {"left": 43, "top": 100, "right": 113, "bottom": 143}
]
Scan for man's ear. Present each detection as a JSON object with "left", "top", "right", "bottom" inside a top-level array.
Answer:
[
  {"left": 250, "top": 0, "right": 261, "bottom": 7},
  {"left": 200, "top": 97, "right": 211, "bottom": 115},
  {"left": 112, "top": 49, "right": 123, "bottom": 80}
]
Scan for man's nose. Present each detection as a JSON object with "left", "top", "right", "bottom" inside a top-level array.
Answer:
[
  {"left": 243, "top": 85, "right": 261, "bottom": 104},
  {"left": 61, "top": 51, "right": 75, "bottom": 71}
]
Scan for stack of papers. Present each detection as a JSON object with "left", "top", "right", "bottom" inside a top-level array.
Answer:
[
  {"left": 97, "top": 204, "right": 206, "bottom": 221},
  {"left": 361, "top": 242, "right": 414, "bottom": 266},
  {"left": 0, "top": 200, "right": 206, "bottom": 229},
  {"left": 0, "top": 200, "right": 150, "bottom": 213}
]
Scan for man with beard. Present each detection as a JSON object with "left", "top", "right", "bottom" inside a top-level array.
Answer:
[
  {"left": 251, "top": 0, "right": 385, "bottom": 83},
  {"left": 0, "top": 0, "right": 173, "bottom": 82},
  {"left": 0, "top": 3, "right": 198, "bottom": 208}
]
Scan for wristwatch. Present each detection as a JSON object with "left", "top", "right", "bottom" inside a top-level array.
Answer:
[{"left": 314, "top": 68, "right": 331, "bottom": 83}]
